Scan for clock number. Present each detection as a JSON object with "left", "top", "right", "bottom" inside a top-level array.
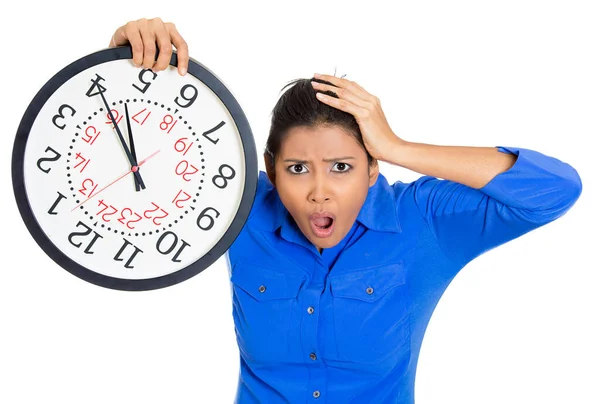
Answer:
[
  {"left": 83, "top": 125, "right": 102, "bottom": 145},
  {"left": 132, "top": 69, "right": 158, "bottom": 94},
  {"left": 160, "top": 114, "right": 178, "bottom": 134},
  {"left": 68, "top": 221, "right": 103, "bottom": 254},
  {"left": 118, "top": 208, "right": 143, "bottom": 230},
  {"left": 174, "top": 84, "right": 198, "bottom": 108},
  {"left": 97, "top": 200, "right": 119, "bottom": 222},
  {"left": 114, "top": 238, "right": 144, "bottom": 269},
  {"left": 156, "top": 231, "right": 191, "bottom": 263},
  {"left": 52, "top": 104, "right": 76, "bottom": 130},
  {"left": 172, "top": 190, "right": 191, "bottom": 208},
  {"left": 212, "top": 164, "right": 236, "bottom": 189},
  {"left": 175, "top": 160, "right": 199, "bottom": 182},
  {"left": 196, "top": 207, "right": 220, "bottom": 231},
  {"left": 86, "top": 74, "right": 107, "bottom": 98},
  {"left": 174, "top": 137, "right": 193, "bottom": 156},
  {"left": 132, "top": 108, "right": 152, "bottom": 125},
  {"left": 47, "top": 192, "right": 67, "bottom": 215},
  {"left": 36, "top": 146, "right": 62, "bottom": 174},
  {"left": 201, "top": 121, "right": 225, "bottom": 145},
  {"left": 73, "top": 152, "right": 91, "bottom": 173},
  {"left": 79, "top": 178, "right": 98, "bottom": 197},
  {"left": 105, "top": 109, "right": 123, "bottom": 128},
  {"left": 143, "top": 202, "right": 169, "bottom": 225}
]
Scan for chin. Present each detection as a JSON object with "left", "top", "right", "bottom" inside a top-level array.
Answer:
[{"left": 313, "top": 237, "right": 340, "bottom": 250}]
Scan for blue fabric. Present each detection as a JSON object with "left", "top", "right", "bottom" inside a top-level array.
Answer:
[{"left": 226, "top": 146, "right": 582, "bottom": 403}]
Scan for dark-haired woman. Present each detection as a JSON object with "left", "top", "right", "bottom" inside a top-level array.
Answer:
[{"left": 109, "top": 18, "right": 583, "bottom": 404}]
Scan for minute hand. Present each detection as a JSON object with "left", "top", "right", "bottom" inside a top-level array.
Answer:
[{"left": 97, "top": 90, "right": 146, "bottom": 190}]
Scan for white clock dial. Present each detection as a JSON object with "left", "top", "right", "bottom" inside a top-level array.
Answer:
[{"left": 13, "top": 47, "right": 257, "bottom": 290}]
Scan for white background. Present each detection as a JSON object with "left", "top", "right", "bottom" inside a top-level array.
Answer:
[{"left": 1, "top": 1, "right": 598, "bottom": 403}]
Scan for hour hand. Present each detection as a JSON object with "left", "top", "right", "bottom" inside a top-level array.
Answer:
[
  {"left": 97, "top": 89, "right": 145, "bottom": 190},
  {"left": 125, "top": 103, "right": 141, "bottom": 191}
]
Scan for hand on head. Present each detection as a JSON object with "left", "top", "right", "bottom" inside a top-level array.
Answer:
[{"left": 109, "top": 17, "right": 189, "bottom": 76}]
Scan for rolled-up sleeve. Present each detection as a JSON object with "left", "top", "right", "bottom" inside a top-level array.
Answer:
[{"left": 411, "top": 146, "right": 582, "bottom": 267}]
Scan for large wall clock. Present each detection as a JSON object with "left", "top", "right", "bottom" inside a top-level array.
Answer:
[{"left": 12, "top": 46, "right": 257, "bottom": 291}]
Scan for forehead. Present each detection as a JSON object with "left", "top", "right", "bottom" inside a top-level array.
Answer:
[{"left": 280, "top": 125, "right": 362, "bottom": 156}]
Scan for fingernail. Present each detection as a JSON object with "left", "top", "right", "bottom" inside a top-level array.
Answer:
[
  {"left": 179, "top": 67, "right": 187, "bottom": 76},
  {"left": 314, "top": 73, "right": 321, "bottom": 78}
]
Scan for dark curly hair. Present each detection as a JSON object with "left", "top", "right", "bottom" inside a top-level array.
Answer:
[{"left": 264, "top": 77, "right": 374, "bottom": 169}]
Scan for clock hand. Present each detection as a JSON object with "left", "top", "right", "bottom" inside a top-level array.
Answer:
[
  {"left": 97, "top": 89, "right": 146, "bottom": 190},
  {"left": 124, "top": 103, "right": 141, "bottom": 192},
  {"left": 71, "top": 150, "right": 160, "bottom": 211}
]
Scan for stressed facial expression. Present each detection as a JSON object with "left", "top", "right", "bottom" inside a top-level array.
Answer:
[{"left": 266, "top": 125, "right": 379, "bottom": 253}]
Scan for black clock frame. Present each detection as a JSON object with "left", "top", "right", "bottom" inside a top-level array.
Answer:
[{"left": 11, "top": 46, "right": 258, "bottom": 291}]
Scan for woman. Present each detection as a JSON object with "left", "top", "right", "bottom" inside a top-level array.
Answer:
[{"left": 109, "top": 18, "right": 582, "bottom": 403}]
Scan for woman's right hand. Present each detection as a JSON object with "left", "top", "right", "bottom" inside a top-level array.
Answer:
[{"left": 109, "top": 17, "right": 189, "bottom": 76}]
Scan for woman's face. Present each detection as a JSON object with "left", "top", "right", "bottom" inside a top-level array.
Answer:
[{"left": 265, "top": 125, "right": 379, "bottom": 253}]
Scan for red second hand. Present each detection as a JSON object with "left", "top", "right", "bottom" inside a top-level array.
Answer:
[{"left": 71, "top": 150, "right": 161, "bottom": 211}]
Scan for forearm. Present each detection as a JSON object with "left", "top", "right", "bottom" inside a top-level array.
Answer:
[{"left": 382, "top": 138, "right": 517, "bottom": 189}]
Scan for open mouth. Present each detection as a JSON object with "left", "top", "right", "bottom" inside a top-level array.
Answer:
[
  {"left": 313, "top": 216, "right": 333, "bottom": 229},
  {"left": 309, "top": 212, "right": 336, "bottom": 238}
]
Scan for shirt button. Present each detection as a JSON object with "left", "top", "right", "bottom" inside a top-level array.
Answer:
[
  {"left": 313, "top": 390, "right": 321, "bottom": 398},
  {"left": 258, "top": 285, "right": 266, "bottom": 293},
  {"left": 366, "top": 287, "right": 374, "bottom": 295},
  {"left": 307, "top": 306, "right": 315, "bottom": 315},
  {"left": 310, "top": 352, "right": 317, "bottom": 360}
]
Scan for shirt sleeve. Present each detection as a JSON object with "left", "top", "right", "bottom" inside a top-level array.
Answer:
[{"left": 409, "top": 146, "right": 582, "bottom": 267}]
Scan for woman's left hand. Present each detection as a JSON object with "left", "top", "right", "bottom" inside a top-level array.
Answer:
[{"left": 311, "top": 73, "right": 404, "bottom": 161}]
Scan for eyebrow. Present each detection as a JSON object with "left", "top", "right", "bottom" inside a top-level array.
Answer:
[{"left": 282, "top": 156, "right": 356, "bottom": 164}]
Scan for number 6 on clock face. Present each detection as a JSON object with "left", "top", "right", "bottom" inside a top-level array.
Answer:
[{"left": 12, "top": 46, "right": 257, "bottom": 291}]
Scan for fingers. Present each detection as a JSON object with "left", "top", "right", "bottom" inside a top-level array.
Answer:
[
  {"left": 166, "top": 23, "right": 189, "bottom": 76},
  {"left": 312, "top": 75, "right": 379, "bottom": 119},
  {"left": 139, "top": 19, "right": 157, "bottom": 69},
  {"left": 311, "top": 80, "right": 371, "bottom": 110},
  {"left": 314, "top": 73, "right": 377, "bottom": 104},
  {"left": 110, "top": 24, "right": 130, "bottom": 47},
  {"left": 151, "top": 19, "right": 172, "bottom": 72},
  {"left": 122, "top": 21, "right": 145, "bottom": 67},
  {"left": 314, "top": 90, "right": 369, "bottom": 119},
  {"left": 109, "top": 18, "right": 188, "bottom": 76}
]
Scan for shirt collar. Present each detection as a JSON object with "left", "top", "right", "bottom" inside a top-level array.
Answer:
[{"left": 248, "top": 171, "right": 402, "bottom": 234}]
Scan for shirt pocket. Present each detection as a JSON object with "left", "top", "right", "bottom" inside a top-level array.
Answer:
[
  {"left": 329, "top": 262, "right": 411, "bottom": 364},
  {"left": 230, "top": 261, "right": 306, "bottom": 362}
]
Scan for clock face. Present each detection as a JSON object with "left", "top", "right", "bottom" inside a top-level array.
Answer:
[{"left": 12, "top": 47, "right": 257, "bottom": 291}]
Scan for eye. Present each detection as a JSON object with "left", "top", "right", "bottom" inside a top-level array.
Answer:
[
  {"left": 287, "top": 164, "right": 308, "bottom": 174},
  {"left": 332, "top": 162, "right": 352, "bottom": 173}
]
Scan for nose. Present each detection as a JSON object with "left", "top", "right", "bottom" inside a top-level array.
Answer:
[{"left": 308, "top": 173, "right": 331, "bottom": 203}]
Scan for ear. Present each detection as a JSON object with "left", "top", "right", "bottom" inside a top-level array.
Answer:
[
  {"left": 263, "top": 152, "right": 277, "bottom": 187},
  {"left": 368, "top": 159, "right": 379, "bottom": 187}
]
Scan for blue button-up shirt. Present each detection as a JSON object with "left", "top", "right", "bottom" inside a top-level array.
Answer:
[{"left": 226, "top": 146, "right": 582, "bottom": 403}]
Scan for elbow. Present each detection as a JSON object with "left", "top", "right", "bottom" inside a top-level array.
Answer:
[
  {"left": 514, "top": 163, "right": 582, "bottom": 224},
  {"left": 562, "top": 163, "right": 583, "bottom": 209},
  {"left": 534, "top": 163, "right": 582, "bottom": 222}
]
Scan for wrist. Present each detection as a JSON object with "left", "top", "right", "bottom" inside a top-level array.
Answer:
[{"left": 380, "top": 136, "right": 410, "bottom": 165}]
